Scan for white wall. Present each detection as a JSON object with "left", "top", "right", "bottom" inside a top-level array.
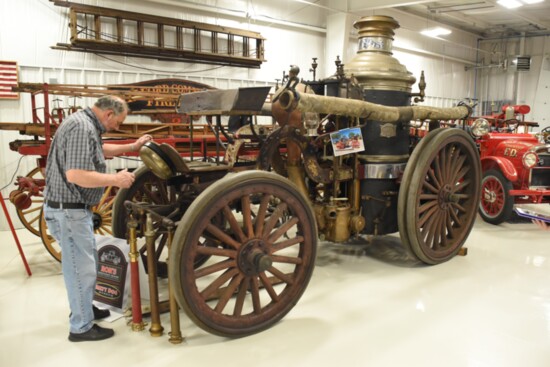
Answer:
[{"left": 476, "top": 35, "right": 550, "bottom": 129}]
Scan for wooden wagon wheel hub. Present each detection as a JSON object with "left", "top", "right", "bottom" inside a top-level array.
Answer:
[
  {"left": 438, "top": 183, "right": 462, "bottom": 209},
  {"left": 237, "top": 240, "right": 272, "bottom": 276}
]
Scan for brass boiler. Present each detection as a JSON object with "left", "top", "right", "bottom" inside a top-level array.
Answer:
[{"left": 345, "top": 15, "right": 416, "bottom": 235}]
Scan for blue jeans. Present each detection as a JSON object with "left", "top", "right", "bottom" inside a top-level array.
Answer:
[{"left": 44, "top": 204, "right": 97, "bottom": 334}]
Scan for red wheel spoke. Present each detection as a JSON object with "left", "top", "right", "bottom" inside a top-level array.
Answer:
[
  {"left": 418, "top": 199, "right": 438, "bottom": 216},
  {"left": 450, "top": 154, "right": 467, "bottom": 183},
  {"left": 449, "top": 206, "right": 462, "bottom": 226},
  {"left": 267, "top": 266, "right": 294, "bottom": 285},
  {"left": 223, "top": 205, "right": 247, "bottom": 242},
  {"left": 214, "top": 273, "right": 244, "bottom": 313},
  {"left": 271, "top": 235, "right": 304, "bottom": 252},
  {"left": 254, "top": 194, "right": 271, "bottom": 237},
  {"left": 268, "top": 217, "right": 299, "bottom": 243},
  {"left": 428, "top": 168, "right": 442, "bottom": 190},
  {"left": 233, "top": 277, "right": 250, "bottom": 316},
  {"left": 250, "top": 276, "right": 262, "bottom": 314},
  {"left": 452, "top": 202, "right": 467, "bottom": 213},
  {"left": 196, "top": 245, "right": 236, "bottom": 258},
  {"left": 195, "top": 259, "right": 236, "bottom": 278},
  {"left": 423, "top": 180, "right": 439, "bottom": 194},
  {"left": 200, "top": 268, "right": 240, "bottom": 300},
  {"left": 419, "top": 203, "right": 438, "bottom": 227},
  {"left": 454, "top": 179, "right": 471, "bottom": 192},
  {"left": 446, "top": 146, "right": 460, "bottom": 181},
  {"left": 259, "top": 273, "right": 279, "bottom": 302},
  {"left": 423, "top": 210, "right": 439, "bottom": 246},
  {"left": 445, "top": 213, "right": 455, "bottom": 238},
  {"left": 206, "top": 223, "right": 242, "bottom": 250},
  {"left": 241, "top": 195, "right": 254, "bottom": 239},
  {"left": 270, "top": 254, "right": 302, "bottom": 265},
  {"left": 433, "top": 154, "right": 443, "bottom": 188},
  {"left": 454, "top": 165, "right": 471, "bottom": 184},
  {"left": 262, "top": 202, "right": 288, "bottom": 237}
]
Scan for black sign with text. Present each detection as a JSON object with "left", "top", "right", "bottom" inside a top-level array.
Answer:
[{"left": 95, "top": 244, "right": 128, "bottom": 309}]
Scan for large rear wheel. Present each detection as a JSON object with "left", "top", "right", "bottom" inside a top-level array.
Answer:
[
  {"left": 169, "top": 170, "right": 317, "bottom": 337},
  {"left": 399, "top": 128, "right": 481, "bottom": 264}
]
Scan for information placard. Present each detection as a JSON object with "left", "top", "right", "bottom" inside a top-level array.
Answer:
[{"left": 94, "top": 236, "right": 130, "bottom": 312}]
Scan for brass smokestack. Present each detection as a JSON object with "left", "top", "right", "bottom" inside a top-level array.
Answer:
[{"left": 345, "top": 15, "right": 416, "bottom": 93}]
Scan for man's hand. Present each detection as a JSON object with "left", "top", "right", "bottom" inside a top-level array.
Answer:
[
  {"left": 134, "top": 134, "right": 153, "bottom": 151},
  {"left": 114, "top": 169, "right": 135, "bottom": 188},
  {"left": 533, "top": 219, "right": 550, "bottom": 231}
]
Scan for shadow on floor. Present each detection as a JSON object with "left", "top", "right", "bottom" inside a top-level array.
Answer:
[{"left": 316, "top": 235, "right": 424, "bottom": 268}]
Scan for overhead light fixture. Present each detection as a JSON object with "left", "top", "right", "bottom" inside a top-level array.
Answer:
[
  {"left": 497, "top": 0, "right": 545, "bottom": 8},
  {"left": 497, "top": 0, "right": 523, "bottom": 8},
  {"left": 420, "top": 27, "right": 452, "bottom": 38}
]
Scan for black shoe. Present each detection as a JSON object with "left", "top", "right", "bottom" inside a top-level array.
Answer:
[
  {"left": 93, "top": 305, "right": 110, "bottom": 320},
  {"left": 68, "top": 324, "right": 114, "bottom": 342},
  {"left": 69, "top": 306, "right": 111, "bottom": 320}
]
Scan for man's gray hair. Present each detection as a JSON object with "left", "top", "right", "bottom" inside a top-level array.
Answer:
[{"left": 94, "top": 95, "right": 128, "bottom": 115}]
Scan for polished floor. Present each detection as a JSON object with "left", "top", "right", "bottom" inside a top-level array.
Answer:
[{"left": 1, "top": 217, "right": 549, "bottom": 367}]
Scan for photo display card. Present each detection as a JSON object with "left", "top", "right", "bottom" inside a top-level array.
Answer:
[{"left": 330, "top": 127, "right": 365, "bottom": 157}]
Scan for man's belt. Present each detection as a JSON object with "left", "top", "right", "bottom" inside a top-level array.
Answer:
[{"left": 46, "top": 201, "right": 91, "bottom": 210}]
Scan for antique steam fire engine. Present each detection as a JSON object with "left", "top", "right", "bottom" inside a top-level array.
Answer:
[{"left": 112, "top": 16, "right": 482, "bottom": 338}]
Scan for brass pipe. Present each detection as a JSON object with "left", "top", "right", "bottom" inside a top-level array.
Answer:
[
  {"left": 286, "top": 163, "right": 309, "bottom": 200},
  {"left": 128, "top": 215, "right": 145, "bottom": 331},
  {"left": 166, "top": 225, "right": 184, "bottom": 344},
  {"left": 278, "top": 89, "right": 470, "bottom": 122},
  {"left": 145, "top": 213, "right": 164, "bottom": 337}
]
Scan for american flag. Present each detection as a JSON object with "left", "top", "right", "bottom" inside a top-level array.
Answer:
[{"left": 0, "top": 61, "right": 19, "bottom": 99}]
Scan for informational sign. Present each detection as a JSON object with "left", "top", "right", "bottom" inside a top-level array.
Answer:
[
  {"left": 330, "top": 127, "right": 365, "bottom": 156},
  {"left": 94, "top": 236, "right": 129, "bottom": 310}
]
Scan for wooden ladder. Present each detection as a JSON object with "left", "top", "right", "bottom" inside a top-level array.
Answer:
[{"left": 51, "top": 1, "right": 266, "bottom": 68}]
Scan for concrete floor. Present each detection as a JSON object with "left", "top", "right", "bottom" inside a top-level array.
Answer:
[{"left": 1, "top": 217, "right": 549, "bottom": 367}]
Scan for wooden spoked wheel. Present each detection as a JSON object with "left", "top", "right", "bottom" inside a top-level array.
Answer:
[
  {"left": 39, "top": 186, "right": 117, "bottom": 262},
  {"left": 169, "top": 170, "right": 317, "bottom": 337},
  {"left": 15, "top": 167, "right": 45, "bottom": 237},
  {"left": 398, "top": 128, "right": 481, "bottom": 264}
]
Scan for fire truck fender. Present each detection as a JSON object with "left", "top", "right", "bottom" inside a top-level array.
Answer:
[{"left": 480, "top": 156, "right": 518, "bottom": 182}]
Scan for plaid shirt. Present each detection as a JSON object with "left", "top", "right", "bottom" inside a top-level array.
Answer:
[{"left": 44, "top": 108, "right": 107, "bottom": 205}]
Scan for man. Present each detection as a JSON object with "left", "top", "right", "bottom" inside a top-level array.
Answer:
[{"left": 43, "top": 95, "right": 152, "bottom": 342}]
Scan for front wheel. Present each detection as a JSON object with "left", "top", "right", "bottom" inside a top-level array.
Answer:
[
  {"left": 169, "top": 170, "right": 317, "bottom": 337},
  {"left": 479, "top": 169, "right": 514, "bottom": 225}
]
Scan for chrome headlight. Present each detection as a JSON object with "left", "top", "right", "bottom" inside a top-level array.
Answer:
[
  {"left": 470, "top": 118, "right": 490, "bottom": 137},
  {"left": 523, "top": 152, "right": 538, "bottom": 169}
]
